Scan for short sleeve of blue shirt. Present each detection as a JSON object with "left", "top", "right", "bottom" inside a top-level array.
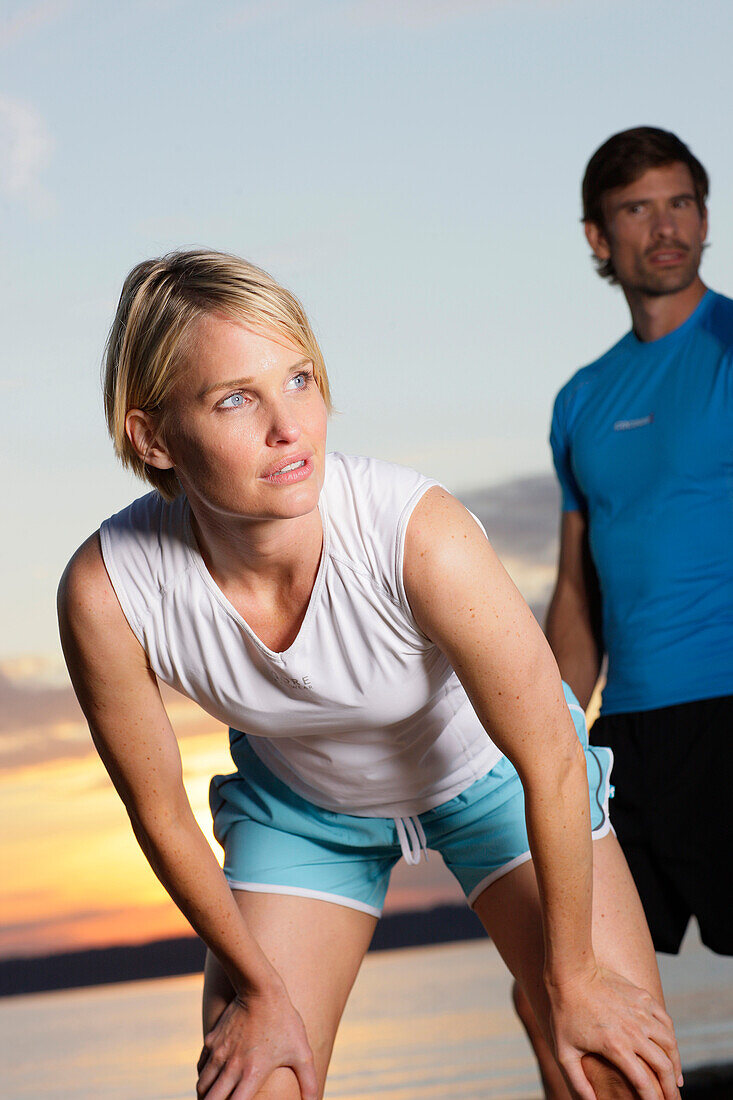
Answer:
[{"left": 550, "top": 384, "right": 585, "bottom": 512}]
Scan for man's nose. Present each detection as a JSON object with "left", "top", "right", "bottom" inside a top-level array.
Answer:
[{"left": 650, "top": 205, "right": 678, "bottom": 238}]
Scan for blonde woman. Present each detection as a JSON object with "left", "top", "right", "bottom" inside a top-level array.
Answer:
[{"left": 59, "top": 250, "right": 682, "bottom": 1100}]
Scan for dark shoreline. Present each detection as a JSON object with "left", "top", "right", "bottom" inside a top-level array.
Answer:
[{"left": 0, "top": 902, "right": 484, "bottom": 998}]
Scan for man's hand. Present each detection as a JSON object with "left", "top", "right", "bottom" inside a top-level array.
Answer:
[
  {"left": 197, "top": 980, "right": 318, "bottom": 1100},
  {"left": 548, "top": 965, "right": 683, "bottom": 1100}
]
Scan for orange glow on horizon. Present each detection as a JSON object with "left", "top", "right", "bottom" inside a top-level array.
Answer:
[
  {"left": 3, "top": 693, "right": 468, "bottom": 962},
  {"left": 1, "top": 706, "right": 233, "bottom": 960}
]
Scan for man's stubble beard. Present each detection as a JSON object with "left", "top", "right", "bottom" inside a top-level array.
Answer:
[{"left": 624, "top": 245, "right": 703, "bottom": 299}]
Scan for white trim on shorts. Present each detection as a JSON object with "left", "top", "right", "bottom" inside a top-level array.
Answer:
[
  {"left": 466, "top": 850, "right": 534, "bottom": 907},
  {"left": 466, "top": 816, "right": 614, "bottom": 909},
  {"left": 226, "top": 879, "right": 383, "bottom": 918}
]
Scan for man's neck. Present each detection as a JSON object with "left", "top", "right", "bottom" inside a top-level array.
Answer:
[{"left": 624, "top": 277, "right": 708, "bottom": 343}]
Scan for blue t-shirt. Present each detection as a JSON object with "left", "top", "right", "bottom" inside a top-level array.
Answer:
[{"left": 550, "top": 289, "right": 733, "bottom": 714}]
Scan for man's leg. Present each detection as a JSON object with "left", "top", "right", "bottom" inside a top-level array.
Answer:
[
  {"left": 474, "top": 834, "right": 675, "bottom": 1100},
  {"left": 202, "top": 890, "right": 377, "bottom": 1099},
  {"left": 591, "top": 710, "right": 691, "bottom": 957},
  {"left": 512, "top": 979, "right": 573, "bottom": 1100}
]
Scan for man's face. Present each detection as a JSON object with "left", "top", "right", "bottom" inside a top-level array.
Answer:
[{"left": 586, "top": 162, "right": 707, "bottom": 296}]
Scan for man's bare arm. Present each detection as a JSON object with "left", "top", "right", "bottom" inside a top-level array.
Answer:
[{"left": 545, "top": 510, "right": 603, "bottom": 710}]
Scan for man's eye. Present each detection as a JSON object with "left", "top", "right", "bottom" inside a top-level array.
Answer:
[{"left": 220, "top": 392, "right": 246, "bottom": 409}]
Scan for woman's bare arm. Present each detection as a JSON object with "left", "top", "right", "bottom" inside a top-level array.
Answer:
[
  {"left": 403, "top": 488, "right": 680, "bottom": 1100},
  {"left": 57, "top": 534, "right": 317, "bottom": 1100}
]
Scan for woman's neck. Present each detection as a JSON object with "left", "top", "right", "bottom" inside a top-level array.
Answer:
[{"left": 189, "top": 501, "right": 324, "bottom": 598}]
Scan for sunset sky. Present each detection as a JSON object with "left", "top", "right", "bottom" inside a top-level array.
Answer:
[{"left": 3, "top": 0, "right": 733, "bottom": 961}]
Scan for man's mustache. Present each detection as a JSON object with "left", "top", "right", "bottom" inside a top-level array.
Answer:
[{"left": 645, "top": 240, "right": 690, "bottom": 257}]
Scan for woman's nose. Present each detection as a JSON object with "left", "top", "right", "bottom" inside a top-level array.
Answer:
[{"left": 265, "top": 400, "right": 301, "bottom": 446}]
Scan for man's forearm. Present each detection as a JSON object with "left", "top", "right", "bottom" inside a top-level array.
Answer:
[{"left": 545, "top": 584, "right": 602, "bottom": 710}]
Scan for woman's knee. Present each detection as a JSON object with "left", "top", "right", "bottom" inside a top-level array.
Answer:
[
  {"left": 251, "top": 1067, "right": 320, "bottom": 1100},
  {"left": 581, "top": 1054, "right": 661, "bottom": 1100}
]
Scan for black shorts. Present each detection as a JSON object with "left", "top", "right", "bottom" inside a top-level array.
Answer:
[{"left": 591, "top": 694, "right": 733, "bottom": 955}]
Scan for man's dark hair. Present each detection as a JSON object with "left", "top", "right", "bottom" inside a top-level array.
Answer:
[{"left": 582, "top": 126, "right": 709, "bottom": 282}]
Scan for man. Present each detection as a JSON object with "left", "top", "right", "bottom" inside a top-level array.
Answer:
[{"left": 515, "top": 127, "right": 733, "bottom": 1099}]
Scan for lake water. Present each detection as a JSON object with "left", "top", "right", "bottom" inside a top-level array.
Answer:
[{"left": 3, "top": 927, "right": 733, "bottom": 1099}]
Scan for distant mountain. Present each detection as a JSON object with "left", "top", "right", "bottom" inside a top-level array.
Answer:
[
  {"left": 462, "top": 473, "right": 559, "bottom": 564},
  {"left": 0, "top": 905, "right": 485, "bottom": 997}
]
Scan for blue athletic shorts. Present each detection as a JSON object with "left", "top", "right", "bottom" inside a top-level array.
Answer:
[{"left": 210, "top": 684, "right": 613, "bottom": 917}]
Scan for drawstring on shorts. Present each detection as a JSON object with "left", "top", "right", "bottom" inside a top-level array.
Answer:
[{"left": 394, "top": 815, "right": 429, "bottom": 866}]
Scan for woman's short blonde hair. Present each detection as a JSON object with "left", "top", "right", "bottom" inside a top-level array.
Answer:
[{"left": 103, "top": 249, "right": 331, "bottom": 500}]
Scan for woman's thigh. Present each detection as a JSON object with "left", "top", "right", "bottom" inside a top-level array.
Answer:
[
  {"left": 203, "top": 889, "right": 377, "bottom": 1098},
  {"left": 472, "top": 833, "right": 664, "bottom": 1040}
]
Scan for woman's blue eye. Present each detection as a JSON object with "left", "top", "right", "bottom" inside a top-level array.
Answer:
[
  {"left": 288, "top": 371, "right": 311, "bottom": 390},
  {"left": 220, "top": 392, "right": 245, "bottom": 409}
]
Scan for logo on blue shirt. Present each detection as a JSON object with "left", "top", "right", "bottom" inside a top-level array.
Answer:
[{"left": 613, "top": 413, "right": 654, "bottom": 432}]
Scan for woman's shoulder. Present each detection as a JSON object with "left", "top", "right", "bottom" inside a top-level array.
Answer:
[
  {"left": 94, "top": 491, "right": 192, "bottom": 643},
  {"left": 99, "top": 491, "right": 189, "bottom": 570},
  {"left": 100, "top": 489, "right": 185, "bottom": 538},
  {"left": 59, "top": 531, "right": 110, "bottom": 608},
  {"left": 324, "top": 452, "right": 438, "bottom": 513},
  {"left": 58, "top": 531, "right": 137, "bottom": 652},
  {"left": 322, "top": 452, "right": 441, "bottom": 597}
]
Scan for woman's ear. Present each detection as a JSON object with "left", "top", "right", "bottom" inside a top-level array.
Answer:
[{"left": 125, "top": 409, "right": 175, "bottom": 470}]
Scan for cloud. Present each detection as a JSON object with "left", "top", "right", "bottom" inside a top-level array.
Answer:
[
  {"left": 0, "top": 663, "right": 89, "bottom": 771},
  {"left": 461, "top": 473, "right": 560, "bottom": 621},
  {"left": 344, "top": 0, "right": 513, "bottom": 29},
  {"left": 225, "top": 0, "right": 309, "bottom": 28},
  {"left": 462, "top": 473, "right": 559, "bottom": 564},
  {"left": 224, "top": 0, "right": 520, "bottom": 32},
  {"left": 0, "top": 94, "right": 54, "bottom": 215},
  {"left": 0, "top": 899, "right": 189, "bottom": 957},
  {"left": 0, "top": 657, "right": 224, "bottom": 772},
  {"left": 0, "top": 666, "right": 82, "bottom": 737},
  {"left": 0, "top": 0, "right": 75, "bottom": 50}
]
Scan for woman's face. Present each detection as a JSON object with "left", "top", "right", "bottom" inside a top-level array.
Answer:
[{"left": 155, "top": 312, "right": 328, "bottom": 522}]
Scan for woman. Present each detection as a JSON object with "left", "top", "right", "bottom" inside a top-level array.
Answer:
[{"left": 58, "top": 249, "right": 682, "bottom": 1100}]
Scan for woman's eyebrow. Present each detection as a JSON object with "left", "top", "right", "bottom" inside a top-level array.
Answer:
[
  {"left": 199, "top": 376, "right": 255, "bottom": 399},
  {"left": 198, "top": 359, "right": 310, "bottom": 399}
]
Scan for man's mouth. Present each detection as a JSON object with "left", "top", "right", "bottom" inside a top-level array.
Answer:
[{"left": 647, "top": 246, "right": 688, "bottom": 265}]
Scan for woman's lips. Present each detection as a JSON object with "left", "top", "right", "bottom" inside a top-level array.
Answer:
[{"left": 260, "top": 456, "right": 314, "bottom": 484}]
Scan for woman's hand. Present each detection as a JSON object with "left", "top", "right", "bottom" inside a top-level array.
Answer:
[
  {"left": 197, "top": 979, "right": 318, "bottom": 1100},
  {"left": 548, "top": 965, "right": 683, "bottom": 1100}
]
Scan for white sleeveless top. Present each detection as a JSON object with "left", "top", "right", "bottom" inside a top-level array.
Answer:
[{"left": 100, "top": 453, "right": 502, "bottom": 817}]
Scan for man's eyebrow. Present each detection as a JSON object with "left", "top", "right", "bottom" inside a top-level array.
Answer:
[
  {"left": 616, "top": 191, "right": 696, "bottom": 210},
  {"left": 198, "top": 358, "right": 311, "bottom": 399}
]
